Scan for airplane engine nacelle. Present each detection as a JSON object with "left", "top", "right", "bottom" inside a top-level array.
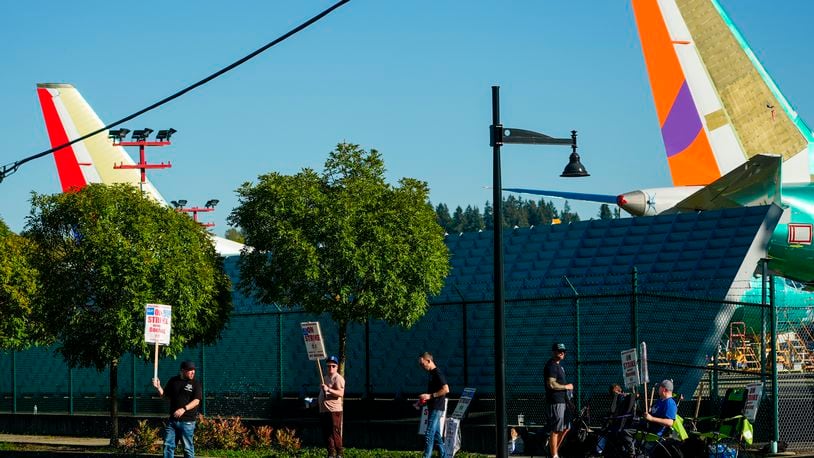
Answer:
[{"left": 616, "top": 186, "right": 704, "bottom": 216}]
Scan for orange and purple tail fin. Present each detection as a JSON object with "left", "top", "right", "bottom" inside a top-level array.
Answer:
[{"left": 632, "top": 0, "right": 812, "bottom": 186}]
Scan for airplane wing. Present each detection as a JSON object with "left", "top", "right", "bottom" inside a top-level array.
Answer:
[{"left": 502, "top": 188, "right": 618, "bottom": 204}]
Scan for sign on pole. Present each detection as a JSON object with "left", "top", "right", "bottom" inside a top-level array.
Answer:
[
  {"left": 300, "top": 321, "right": 327, "bottom": 360},
  {"left": 145, "top": 304, "right": 172, "bottom": 379},
  {"left": 145, "top": 304, "right": 172, "bottom": 345},
  {"left": 446, "top": 388, "right": 477, "bottom": 456},
  {"left": 450, "top": 387, "right": 477, "bottom": 419},
  {"left": 301, "top": 321, "right": 327, "bottom": 384},
  {"left": 640, "top": 342, "right": 649, "bottom": 383},
  {"left": 621, "top": 348, "right": 640, "bottom": 389},
  {"left": 744, "top": 382, "right": 764, "bottom": 422}
]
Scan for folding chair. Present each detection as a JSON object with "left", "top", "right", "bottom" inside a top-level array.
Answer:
[{"left": 694, "top": 388, "right": 753, "bottom": 457}]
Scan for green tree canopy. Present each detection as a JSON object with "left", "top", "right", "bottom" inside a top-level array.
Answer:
[
  {"left": 224, "top": 227, "right": 245, "bottom": 243},
  {"left": 25, "top": 184, "right": 232, "bottom": 442},
  {"left": 0, "top": 219, "right": 40, "bottom": 350},
  {"left": 598, "top": 203, "right": 614, "bottom": 220},
  {"left": 230, "top": 142, "right": 450, "bottom": 370}
]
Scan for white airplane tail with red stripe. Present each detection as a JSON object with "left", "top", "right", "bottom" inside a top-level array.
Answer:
[
  {"left": 36, "top": 83, "right": 243, "bottom": 256},
  {"left": 36, "top": 83, "right": 166, "bottom": 204}
]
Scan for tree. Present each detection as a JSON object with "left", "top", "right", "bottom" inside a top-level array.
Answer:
[
  {"left": 462, "top": 205, "right": 484, "bottom": 232},
  {"left": 434, "top": 203, "right": 452, "bottom": 234},
  {"left": 598, "top": 203, "right": 614, "bottom": 220},
  {"left": 0, "top": 219, "right": 40, "bottom": 350},
  {"left": 450, "top": 206, "right": 465, "bottom": 234},
  {"left": 224, "top": 227, "right": 245, "bottom": 243},
  {"left": 560, "top": 201, "right": 580, "bottom": 224},
  {"left": 24, "top": 184, "right": 232, "bottom": 445},
  {"left": 483, "top": 201, "right": 494, "bottom": 230},
  {"left": 230, "top": 142, "right": 449, "bottom": 374}
]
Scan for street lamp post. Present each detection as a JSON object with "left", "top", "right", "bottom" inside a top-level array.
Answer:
[{"left": 489, "top": 85, "right": 589, "bottom": 458}]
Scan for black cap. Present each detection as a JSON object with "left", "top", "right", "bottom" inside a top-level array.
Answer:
[
  {"left": 552, "top": 343, "right": 567, "bottom": 352},
  {"left": 180, "top": 360, "right": 196, "bottom": 371}
]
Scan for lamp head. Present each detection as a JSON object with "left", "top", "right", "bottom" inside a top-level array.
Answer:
[
  {"left": 561, "top": 130, "right": 589, "bottom": 177},
  {"left": 131, "top": 128, "right": 154, "bottom": 141},
  {"left": 561, "top": 151, "right": 590, "bottom": 177},
  {"left": 108, "top": 128, "right": 131, "bottom": 142},
  {"left": 204, "top": 199, "right": 219, "bottom": 208},
  {"left": 156, "top": 128, "right": 177, "bottom": 141}
]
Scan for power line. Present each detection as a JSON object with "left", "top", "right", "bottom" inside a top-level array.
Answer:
[{"left": 0, "top": 0, "right": 351, "bottom": 184}]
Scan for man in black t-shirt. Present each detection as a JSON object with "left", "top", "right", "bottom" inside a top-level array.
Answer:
[
  {"left": 418, "top": 351, "right": 450, "bottom": 458},
  {"left": 153, "top": 360, "right": 203, "bottom": 458},
  {"left": 544, "top": 343, "right": 573, "bottom": 458}
]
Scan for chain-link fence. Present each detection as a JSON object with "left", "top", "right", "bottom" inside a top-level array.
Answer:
[{"left": 1, "top": 278, "right": 812, "bottom": 449}]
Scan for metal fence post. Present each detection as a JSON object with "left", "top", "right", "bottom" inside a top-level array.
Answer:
[
  {"left": 69, "top": 366, "right": 73, "bottom": 415},
  {"left": 132, "top": 354, "right": 137, "bottom": 415},
  {"left": 462, "top": 301, "right": 469, "bottom": 387},
  {"left": 365, "top": 319, "right": 371, "bottom": 398},
  {"left": 770, "top": 274, "right": 779, "bottom": 453},
  {"left": 761, "top": 260, "right": 768, "bottom": 387},
  {"left": 201, "top": 345, "right": 207, "bottom": 415},
  {"left": 631, "top": 267, "right": 639, "bottom": 349},
  {"left": 278, "top": 309, "right": 284, "bottom": 400},
  {"left": 564, "top": 275, "right": 581, "bottom": 411},
  {"left": 11, "top": 350, "right": 16, "bottom": 414}
]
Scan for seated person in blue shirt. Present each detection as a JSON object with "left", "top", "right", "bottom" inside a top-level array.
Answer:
[{"left": 644, "top": 379, "right": 677, "bottom": 437}]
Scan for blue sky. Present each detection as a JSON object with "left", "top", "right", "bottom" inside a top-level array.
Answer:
[{"left": 2, "top": 1, "right": 813, "bottom": 233}]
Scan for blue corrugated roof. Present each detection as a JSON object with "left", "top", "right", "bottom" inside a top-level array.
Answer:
[{"left": 434, "top": 206, "right": 778, "bottom": 303}]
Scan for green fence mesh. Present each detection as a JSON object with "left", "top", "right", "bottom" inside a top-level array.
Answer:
[{"left": 1, "top": 282, "right": 812, "bottom": 450}]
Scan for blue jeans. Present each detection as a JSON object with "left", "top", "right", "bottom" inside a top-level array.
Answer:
[
  {"left": 423, "top": 408, "right": 447, "bottom": 458},
  {"left": 164, "top": 419, "right": 196, "bottom": 458}
]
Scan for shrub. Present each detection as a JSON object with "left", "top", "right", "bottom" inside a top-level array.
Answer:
[
  {"left": 251, "top": 425, "right": 274, "bottom": 449},
  {"left": 275, "top": 426, "right": 301, "bottom": 454},
  {"left": 119, "top": 419, "right": 160, "bottom": 454},
  {"left": 195, "top": 415, "right": 250, "bottom": 450}
]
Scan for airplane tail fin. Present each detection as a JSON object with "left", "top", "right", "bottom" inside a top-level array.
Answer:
[
  {"left": 667, "top": 154, "right": 782, "bottom": 213},
  {"left": 631, "top": 0, "right": 812, "bottom": 186},
  {"left": 36, "top": 83, "right": 166, "bottom": 204}
]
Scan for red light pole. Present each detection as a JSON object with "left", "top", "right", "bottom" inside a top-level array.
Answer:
[
  {"left": 110, "top": 128, "right": 175, "bottom": 193},
  {"left": 172, "top": 199, "right": 219, "bottom": 228}
]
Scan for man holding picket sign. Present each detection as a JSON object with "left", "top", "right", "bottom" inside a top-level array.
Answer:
[
  {"left": 153, "top": 360, "right": 202, "bottom": 458},
  {"left": 301, "top": 322, "right": 346, "bottom": 458},
  {"left": 145, "top": 303, "right": 204, "bottom": 458}
]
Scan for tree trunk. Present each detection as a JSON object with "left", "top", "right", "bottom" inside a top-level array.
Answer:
[
  {"left": 109, "top": 359, "right": 119, "bottom": 447},
  {"left": 338, "top": 320, "right": 347, "bottom": 376}
]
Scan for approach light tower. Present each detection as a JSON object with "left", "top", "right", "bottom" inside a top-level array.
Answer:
[
  {"left": 171, "top": 199, "right": 219, "bottom": 228},
  {"left": 109, "top": 128, "right": 176, "bottom": 192}
]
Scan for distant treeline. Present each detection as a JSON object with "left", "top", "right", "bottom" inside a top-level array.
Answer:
[
  {"left": 225, "top": 197, "right": 619, "bottom": 242},
  {"left": 433, "top": 196, "right": 619, "bottom": 234}
]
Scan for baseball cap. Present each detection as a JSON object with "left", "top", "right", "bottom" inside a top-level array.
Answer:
[
  {"left": 327, "top": 355, "right": 339, "bottom": 365},
  {"left": 660, "top": 379, "right": 673, "bottom": 391},
  {"left": 180, "top": 360, "right": 196, "bottom": 371},
  {"left": 552, "top": 343, "right": 567, "bottom": 352}
]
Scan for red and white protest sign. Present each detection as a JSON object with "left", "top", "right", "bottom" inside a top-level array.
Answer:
[
  {"left": 145, "top": 304, "right": 172, "bottom": 345},
  {"left": 300, "top": 321, "right": 327, "bottom": 361}
]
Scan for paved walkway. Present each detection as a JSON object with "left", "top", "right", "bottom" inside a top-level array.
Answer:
[
  {"left": 1, "top": 434, "right": 811, "bottom": 457},
  {"left": 0, "top": 434, "right": 110, "bottom": 447}
]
